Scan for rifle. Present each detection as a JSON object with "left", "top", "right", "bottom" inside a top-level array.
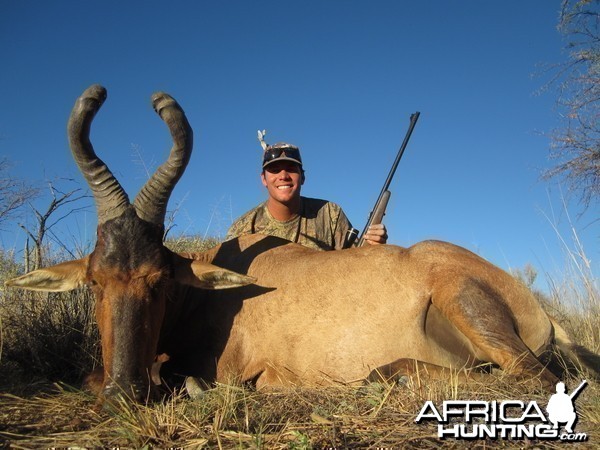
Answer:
[{"left": 344, "top": 112, "right": 420, "bottom": 248}]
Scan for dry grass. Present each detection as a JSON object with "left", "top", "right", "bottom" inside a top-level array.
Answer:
[
  {"left": 165, "top": 235, "right": 222, "bottom": 254},
  {"left": 0, "top": 288, "right": 100, "bottom": 385},
  {"left": 1, "top": 375, "right": 597, "bottom": 449}
]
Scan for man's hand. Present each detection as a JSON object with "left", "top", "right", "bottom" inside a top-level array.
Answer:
[{"left": 363, "top": 223, "right": 388, "bottom": 245}]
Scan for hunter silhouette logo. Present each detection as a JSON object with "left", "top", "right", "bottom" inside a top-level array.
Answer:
[
  {"left": 546, "top": 380, "right": 587, "bottom": 434},
  {"left": 415, "top": 380, "right": 589, "bottom": 442}
]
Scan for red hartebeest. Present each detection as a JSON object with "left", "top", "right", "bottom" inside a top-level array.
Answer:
[{"left": 6, "top": 85, "right": 599, "bottom": 403}]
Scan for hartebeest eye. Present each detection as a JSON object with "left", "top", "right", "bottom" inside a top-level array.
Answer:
[
  {"left": 146, "top": 269, "right": 168, "bottom": 288},
  {"left": 87, "top": 279, "right": 103, "bottom": 294}
]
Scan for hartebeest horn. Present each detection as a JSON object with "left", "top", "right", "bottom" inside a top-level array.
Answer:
[
  {"left": 67, "top": 85, "right": 130, "bottom": 224},
  {"left": 133, "top": 92, "right": 193, "bottom": 225}
]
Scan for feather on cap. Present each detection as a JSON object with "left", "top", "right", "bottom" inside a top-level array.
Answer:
[{"left": 257, "top": 130, "right": 302, "bottom": 168}]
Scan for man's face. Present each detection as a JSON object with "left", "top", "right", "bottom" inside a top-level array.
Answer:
[{"left": 261, "top": 161, "right": 303, "bottom": 205}]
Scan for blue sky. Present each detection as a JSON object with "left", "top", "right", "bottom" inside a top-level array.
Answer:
[{"left": 1, "top": 1, "right": 598, "bottom": 292}]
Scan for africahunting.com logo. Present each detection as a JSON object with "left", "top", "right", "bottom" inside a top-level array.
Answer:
[{"left": 415, "top": 380, "right": 589, "bottom": 442}]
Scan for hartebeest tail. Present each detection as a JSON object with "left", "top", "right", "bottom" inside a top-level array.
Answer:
[{"left": 547, "top": 317, "right": 600, "bottom": 378}]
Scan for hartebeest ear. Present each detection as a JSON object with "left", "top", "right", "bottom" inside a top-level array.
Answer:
[
  {"left": 4, "top": 257, "right": 89, "bottom": 292},
  {"left": 171, "top": 253, "right": 256, "bottom": 289}
]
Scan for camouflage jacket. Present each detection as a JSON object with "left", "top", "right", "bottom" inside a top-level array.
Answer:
[{"left": 225, "top": 197, "right": 353, "bottom": 251}]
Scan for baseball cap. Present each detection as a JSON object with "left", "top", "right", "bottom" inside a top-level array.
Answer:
[{"left": 262, "top": 142, "right": 303, "bottom": 169}]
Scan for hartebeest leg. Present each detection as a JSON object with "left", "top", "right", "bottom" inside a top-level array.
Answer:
[
  {"left": 433, "top": 278, "right": 559, "bottom": 389},
  {"left": 248, "top": 364, "right": 303, "bottom": 389},
  {"left": 367, "top": 358, "right": 492, "bottom": 384}
]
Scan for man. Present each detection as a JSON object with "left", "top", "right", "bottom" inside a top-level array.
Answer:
[{"left": 226, "top": 140, "right": 387, "bottom": 250}]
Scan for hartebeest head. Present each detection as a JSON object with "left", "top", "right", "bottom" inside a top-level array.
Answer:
[{"left": 5, "top": 85, "right": 254, "bottom": 401}]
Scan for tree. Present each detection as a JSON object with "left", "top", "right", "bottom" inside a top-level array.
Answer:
[
  {"left": 0, "top": 157, "right": 39, "bottom": 229},
  {"left": 546, "top": 1, "right": 600, "bottom": 206},
  {"left": 545, "top": 0, "right": 600, "bottom": 208},
  {"left": 19, "top": 180, "right": 88, "bottom": 270}
]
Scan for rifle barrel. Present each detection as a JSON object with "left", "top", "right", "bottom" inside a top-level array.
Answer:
[
  {"left": 379, "top": 112, "right": 420, "bottom": 195},
  {"left": 357, "top": 112, "right": 420, "bottom": 246}
]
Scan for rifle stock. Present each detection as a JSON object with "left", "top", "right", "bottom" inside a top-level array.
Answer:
[
  {"left": 356, "top": 190, "right": 390, "bottom": 247},
  {"left": 370, "top": 190, "right": 391, "bottom": 225}
]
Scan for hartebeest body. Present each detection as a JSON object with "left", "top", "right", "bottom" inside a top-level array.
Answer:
[{"left": 6, "top": 85, "right": 599, "bottom": 402}]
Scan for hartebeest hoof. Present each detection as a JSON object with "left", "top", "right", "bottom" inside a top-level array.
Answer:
[{"left": 83, "top": 367, "right": 104, "bottom": 396}]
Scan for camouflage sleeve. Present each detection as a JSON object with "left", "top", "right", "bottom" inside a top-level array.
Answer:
[
  {"left": 330, "top": 203, "right": 353, "bottom": 250},
  {"left": 225, "top": 206, "right": 259, "bottom": 241},
  {"left": 225, "top": 220, "right": 243, "bottom": 241}
]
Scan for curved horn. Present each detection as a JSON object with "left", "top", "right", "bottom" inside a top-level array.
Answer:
[
  {"left": 67, "top": 85, "right": 130, "bottom": 224},
  {"left": 133, "top": 92, "right": 193, "bottom": 225}
]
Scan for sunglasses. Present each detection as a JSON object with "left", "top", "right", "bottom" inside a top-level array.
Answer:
[{"left": 262, "top": 147, "right": 302, "bottom": 165}]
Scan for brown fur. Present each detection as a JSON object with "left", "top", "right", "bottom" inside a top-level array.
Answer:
[{"left": 156, "top": 235, "right": 569, "bottom": 391}]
